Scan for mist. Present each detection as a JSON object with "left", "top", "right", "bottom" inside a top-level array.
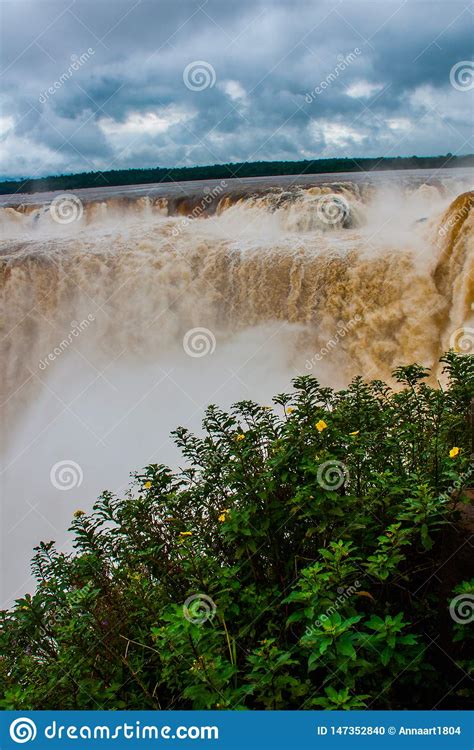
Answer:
[{"left": 1, "top": 171, "right": 473, "bottom": 605}]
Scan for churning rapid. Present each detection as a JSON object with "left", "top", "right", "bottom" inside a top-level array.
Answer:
[
  {"left": 0, "top": 169, "right": 473, "bottom": 604},
  {"left": 1, "top": 172, "right": 473, "bottom": 401}
]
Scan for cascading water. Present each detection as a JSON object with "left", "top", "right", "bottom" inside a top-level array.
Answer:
[{"left": 0, "top": 170, "right": 473, "bottom": 604}]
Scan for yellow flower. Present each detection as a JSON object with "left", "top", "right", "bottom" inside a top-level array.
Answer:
[
  {"left": 179, "top": 531, "right": 193, "bottom": 537},
  {"left": 144, "top": 480, "right": 152, "bottom": 489},
  {"left": 235, "top": 433, "right": 245, "bottom": 441},
  {"left": 218, "top": 511, "right": 228, "bottom": 522},
  {"left": 315, "top": 419, "right": 328, "bottom": 432},
  {"left": 349, "top": 430, "right": 360, "bottom": 436},
  {"left": 73, "top": 510, "right": 85, "bottom": 518},
  {"left": 286, "top": 407, "right": 294, "bottom": 414},
  {"left": 449, "top": 447, "right": 460, "bottom": 458}
]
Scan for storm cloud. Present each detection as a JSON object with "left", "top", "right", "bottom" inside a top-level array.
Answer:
[{"left": 0, "top": 0, "right": 472, "bottom": 178}]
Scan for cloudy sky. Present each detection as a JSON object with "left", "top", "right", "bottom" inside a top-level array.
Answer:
[{"left": 0, "top": 0, "right": 473, "bottom": 178}]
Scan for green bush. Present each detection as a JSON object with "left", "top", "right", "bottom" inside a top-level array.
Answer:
[{"left": 1, "top": 352, "right": 473, "bottom": 710}]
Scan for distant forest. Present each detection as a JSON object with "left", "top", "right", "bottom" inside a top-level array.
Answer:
[{"left": 1, "top": 153, "right": 473, "bottom": 196}]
